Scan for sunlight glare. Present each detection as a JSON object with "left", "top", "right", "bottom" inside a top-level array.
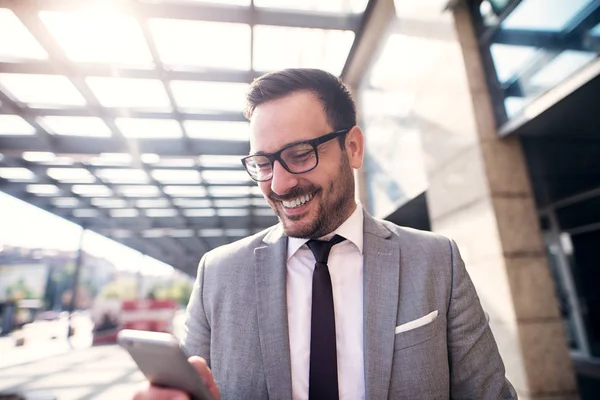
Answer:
[
  {"left": 40, "top": 10, "right": 153, "bottom": 66},
  {"left": 0, "top": 9, "right": 47, "bottom": 60}
]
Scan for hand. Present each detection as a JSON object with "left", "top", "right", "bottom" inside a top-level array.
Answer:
[
  {"left": 189, "top": 356, "right": 221, "bottom": 400},
  {"left": 132, "top": 356, "right": 221, "bottom": 400}
]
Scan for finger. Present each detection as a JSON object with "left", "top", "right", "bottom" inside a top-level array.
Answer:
[
  {"left": 188, "top": 356, "right": 221, "bottom": 400},
  {"left": 188, "top": 356, "right": 213, "bottom": 383},
  {"left": 133, "top": 383, "right": 189, "bottom": 400}
]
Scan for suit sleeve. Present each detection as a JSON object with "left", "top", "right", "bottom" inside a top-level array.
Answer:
[
  {"left": 447, "top": 239, "right": 518, "bottom": 399},
  {"left": 180, "top": 254, "right": 211, "bottom": 366}
]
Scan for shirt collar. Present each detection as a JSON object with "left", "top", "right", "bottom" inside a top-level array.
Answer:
[{"left": 287, "top": 203, "right": 364, "bottom": 260}]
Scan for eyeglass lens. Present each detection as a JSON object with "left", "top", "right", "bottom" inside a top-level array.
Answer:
[{"left": 245, "top": 142, "right": 317, "bottom": 181}]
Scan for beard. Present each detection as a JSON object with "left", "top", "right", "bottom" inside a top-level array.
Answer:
[{"left": 267, "top": 153, "right": 355, "bottom": 239}]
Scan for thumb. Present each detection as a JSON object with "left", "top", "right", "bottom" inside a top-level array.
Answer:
[{"left": 188, "top": 356, "right": 221, "bottom": 400}]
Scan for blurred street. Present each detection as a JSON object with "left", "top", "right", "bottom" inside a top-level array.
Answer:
[
  {"left": 0, "top": 311, "right": 186, "bottom": 399},
  {"left": 0, "top": 343, "right": 145, "bottom": 400}
]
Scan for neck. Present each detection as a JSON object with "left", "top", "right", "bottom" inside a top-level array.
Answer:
[{"left": 322, "top": 199, "right": 357, "bottom": 237}]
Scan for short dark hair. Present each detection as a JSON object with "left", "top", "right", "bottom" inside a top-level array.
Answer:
[{"left": 243, "top": 68, "right": 356, "bottom": 132}]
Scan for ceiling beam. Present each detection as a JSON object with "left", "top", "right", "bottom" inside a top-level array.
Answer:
[
  {"left": 0, "top": 164, "right": 254, "bottom": 188},
  {"left": 1, "top": 187, "right": 277, "bottom": 231},
  {"left": 479, "top": 0, "right": 523, "bottom": 43},
  {"left": 0, "top": 190, "right": 265, "bottom": 203},
  {"left": 0, "top": 136, "right": 250, "bottom": 156},
  {"left": 0, "top": 155, "right": 248, "bottom": 171},
  {"left": 342, "top": 0, "right": 395, "bottom": 89},
  {"left": 0, "top": 61, "right": 262, "bottom": 83},
  {"left": 2, "top": 181, "right": 255, "bottom": 188},
  {"left": 491, "top": 28, "right": 593, "bottom": 51},
  {"left": 0, "top": 106, "right": 246, "bottom": 123}
]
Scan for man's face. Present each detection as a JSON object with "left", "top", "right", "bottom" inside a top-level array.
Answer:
[{"left": 249, "top": 91, "right": 364, "bottom": 238}]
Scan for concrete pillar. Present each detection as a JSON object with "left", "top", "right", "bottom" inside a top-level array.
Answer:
[{"left": 418, "top": 4, "right": 579, "bottom": 399}]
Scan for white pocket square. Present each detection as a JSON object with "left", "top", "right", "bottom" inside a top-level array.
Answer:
[{"left": 395, "top": 310, "right": 439, "bottom": 334}]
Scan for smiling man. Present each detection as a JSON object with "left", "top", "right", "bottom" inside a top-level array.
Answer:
[
  {"left": 133, "top": 69, "right": 517, "bottom": 400},
  {"left": 243, "top": 86, "right": 360, "bottom": 240}
]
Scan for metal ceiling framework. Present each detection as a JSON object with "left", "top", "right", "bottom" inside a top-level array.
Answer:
[
  {"left": 466, "top": 0, "right": 600, "bottom": 133},
  {"left": 0, "top": 0, "right": 376, "bottom": 275}
]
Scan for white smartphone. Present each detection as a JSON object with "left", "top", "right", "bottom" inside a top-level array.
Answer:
[{"left": 117, "top": 329, "right": 213, "bottom": 400}]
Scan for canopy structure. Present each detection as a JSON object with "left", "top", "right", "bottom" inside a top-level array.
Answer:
[{"left": 0, "top": 0, "right": 378, "bottom": 274}]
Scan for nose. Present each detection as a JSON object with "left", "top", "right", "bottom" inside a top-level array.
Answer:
[{"left": 270, "top": 160, "right": 299, "bottom": 196}]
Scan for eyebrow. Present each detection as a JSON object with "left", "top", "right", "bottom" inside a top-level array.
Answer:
[{"left": 251, "top": 137, "right": 312, "bottom": 156}]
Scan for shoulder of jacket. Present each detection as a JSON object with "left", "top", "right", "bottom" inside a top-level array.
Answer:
[{"left": 201, "top": 224, "right": 279, "bottom": 265}]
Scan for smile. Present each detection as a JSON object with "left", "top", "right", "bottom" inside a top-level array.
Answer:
[{"left": 282, "top": 193, "right": 313, "bottom": 209}]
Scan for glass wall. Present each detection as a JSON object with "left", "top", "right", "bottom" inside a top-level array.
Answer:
[
  {"left": 540, "top": 191, "right": 600, "bottom": 358},
  {"left": 356, "top": 23, "right": 430, "bottom": 218},
  {"left": 469, "top": 0, "right": 600, "bottom": 126}
]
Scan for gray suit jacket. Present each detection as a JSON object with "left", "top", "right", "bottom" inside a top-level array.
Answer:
[{"left": 182, "top": 211, "right": 517, "bottom": 400}]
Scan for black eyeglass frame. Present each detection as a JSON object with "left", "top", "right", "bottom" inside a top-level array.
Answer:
[{"left": 241, "top": 129, "right": 350, "bottom": 182}]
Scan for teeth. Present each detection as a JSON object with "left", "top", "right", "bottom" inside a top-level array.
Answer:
[{"left": 282, "top": 194, "right": 313, "bottom": 208}]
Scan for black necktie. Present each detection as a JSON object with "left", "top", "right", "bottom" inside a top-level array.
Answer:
[{"left": 306, "top": 234, "right": 346, "bottom": 400}]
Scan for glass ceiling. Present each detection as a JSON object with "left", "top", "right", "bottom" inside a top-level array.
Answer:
[
  {"left": 253, "top": 26, "right": 355, "bottom": 75},
  {"left": 0, "top": 9, "right": 47, "bottom": 60},
  {"left": 475, "top": 0, "right": 600, "bottom": 126},
  {"left": 39, "top": 116, "right": 112, "bottom": 137},
  {"left": 0, "top": 73, "right": 87, "bottom": 107},
  {"left": 501, "top": 0, "right": 594, "bottom": 32},
  {"left": 40, "top": 10, "right": 154, "bottom": 66},
  {"left": 0, "top": 114, "right": 36, "bottom": 135},
  {"left": 149, "top": 19, "right": 251, "bottom": 70},
  {"left": 0, "top": 0, "right": 369, "bottom": 274}
]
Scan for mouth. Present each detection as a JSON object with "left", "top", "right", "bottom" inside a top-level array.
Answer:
[
  {"left": 281, "top": 193, "right": 314, "bottom": 209},
  {"left": 278, "top": 192, "right": 316, "bottom": 217}
]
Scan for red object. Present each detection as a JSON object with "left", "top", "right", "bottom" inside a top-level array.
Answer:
[
  {"left": 92, "top": 329, "right": 119, "bottom": 345},
  {"left": 121, "top": 299, "right": 177, "bottom": 310},
  {"left": 92, "top": 299, "right": 178, "bottom": 345},
  {"left": 120, "top": 299, "right": 177, "bottom": 333}
]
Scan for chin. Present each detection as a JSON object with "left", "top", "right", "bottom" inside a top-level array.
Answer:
[{"left": 281, "top": 217, "right": 315, "bottom": 239}]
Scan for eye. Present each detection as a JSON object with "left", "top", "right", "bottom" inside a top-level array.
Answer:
[{"left": 291, "top": 151, "right": 312, "bottom": 160}]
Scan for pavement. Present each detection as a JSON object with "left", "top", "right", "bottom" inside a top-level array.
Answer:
[
  {"left": 0, "top": 343, "right": 146, "bottom": 400},
  {"left": 0, "top": 311, "right": 188, "bottom": 399}
]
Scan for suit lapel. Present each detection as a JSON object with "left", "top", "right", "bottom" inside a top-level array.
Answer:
[
  {"left": 363, "top": 213, "right": 400, "bottom": 400},
  {"left": 255, "top": 224, "right": 292, "bottom": 400}
]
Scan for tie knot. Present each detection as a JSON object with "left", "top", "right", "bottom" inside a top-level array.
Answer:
[{"left": 306, "top": 234, "right": 345, "bottom": 264}]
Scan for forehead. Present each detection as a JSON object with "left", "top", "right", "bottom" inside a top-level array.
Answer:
[{"left": 249, "top": 91, "right": 332, "bottom": 154}]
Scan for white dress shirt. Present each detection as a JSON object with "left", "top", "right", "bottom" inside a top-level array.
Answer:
[{"left": 287, "top": 204, "right": 365, "bottom": 400}]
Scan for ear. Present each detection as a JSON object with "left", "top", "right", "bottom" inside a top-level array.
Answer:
[{"left": 344, "top": 125, "right": 364, "bottom": 169}]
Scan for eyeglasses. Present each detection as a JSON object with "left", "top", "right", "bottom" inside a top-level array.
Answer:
[{"left": 241, "top": 129, "right": 349, "bottom": 182}]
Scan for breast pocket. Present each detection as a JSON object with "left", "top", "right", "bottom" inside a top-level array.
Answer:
[{"left": 394, "top": 312, "right": 444, "bottom": 351}]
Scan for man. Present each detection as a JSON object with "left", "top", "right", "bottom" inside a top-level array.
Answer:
[{"left": 134, "top": 69, "right": 517, "bottom": 400}]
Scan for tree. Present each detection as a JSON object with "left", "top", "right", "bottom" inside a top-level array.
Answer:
[
  {"left": 5, "top": 278, "right": 34, "bottom": 300},
  {"left": 147, "top": 281, "right": 193, "bottom": 306},
  {"left": 97, "top": 278, "right": 137, "bottom": 301}
]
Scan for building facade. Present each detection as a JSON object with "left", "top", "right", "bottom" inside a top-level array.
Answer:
[{"left": 354, "top": 1, "right": 600, "bottom": 399}]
